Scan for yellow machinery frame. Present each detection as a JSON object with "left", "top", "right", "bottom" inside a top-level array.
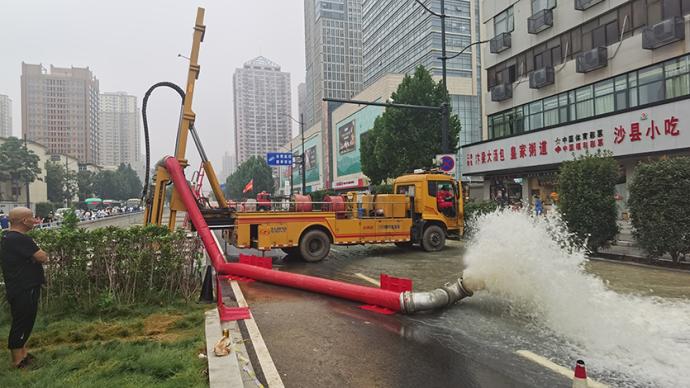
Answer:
[{"left": 144, "top": 7, "right": 228, "bottom": 230}]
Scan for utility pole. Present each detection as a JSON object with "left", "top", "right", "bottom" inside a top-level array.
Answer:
[
  {"left": 23, "top": 134, "right": 30, "bottom": 209},
  {"left": 440, "top": 0, "right": 449, "bottom": 154},
  {"left": 300, "top": 113, "right": 306, "bottom": 194}
]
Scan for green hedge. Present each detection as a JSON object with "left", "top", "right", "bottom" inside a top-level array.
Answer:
[
  {"left": 629, "top": 157, "right": 690, "bottom": 263},
  {"left": 557, "top": 152, "right": 619, "bottom": 251},
  {"left": 463, "top": 200, "right": 498, "bottom": 235},
  {"left": 1, "top": 225, "right": 204, "bottom": 312}
]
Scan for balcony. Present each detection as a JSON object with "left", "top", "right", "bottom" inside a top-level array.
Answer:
[
  {"left": 528, "top": 9, "right": 553, "bottom": 34},
  {"left": 489, "top": 32, "right": 511, "bottom": 54}
]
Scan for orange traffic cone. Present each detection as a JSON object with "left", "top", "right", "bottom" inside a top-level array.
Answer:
[{"left": 572, "top": 359, "right": 588, "bottom": 388}]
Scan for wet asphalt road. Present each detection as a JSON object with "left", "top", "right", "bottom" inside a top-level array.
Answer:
[{"left": 225, "top": 241, "right": 572, "bottom": 388}]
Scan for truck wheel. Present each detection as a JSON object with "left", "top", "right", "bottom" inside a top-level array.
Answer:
[
  {"left": 422, "top": 225, "right": 445, "bottom": 252},
  {"left": 299, "top": 230, "right": 330, "bottom": 262}
]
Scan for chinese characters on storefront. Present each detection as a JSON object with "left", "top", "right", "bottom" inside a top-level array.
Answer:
[{"left": 462, "top": 102, "right": 688, "bottom": 175}]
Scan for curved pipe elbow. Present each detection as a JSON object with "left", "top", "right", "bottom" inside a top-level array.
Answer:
[{"left": 400, "top": 277, "right": 480, "bottom": 314}]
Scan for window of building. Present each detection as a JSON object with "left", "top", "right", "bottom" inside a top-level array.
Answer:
[
  {"left": 486, "top": 53, "right": 690, "bottom": 141},
  {"left": 638, "top": 64, "right": 665, "bottom": 105},
  {"left": 665, "top": 56, "right": 690, "bottom": 98},
  {"left": 494, "top": 7, "right": 514, "bottom": 35},
  {"left": 594, "top": 79, "right": 615, "bottom": 114}
]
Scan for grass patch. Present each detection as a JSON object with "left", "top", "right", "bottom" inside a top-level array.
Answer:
[{"left": 0, "top": 301, "right": 209, "bottom": 387}]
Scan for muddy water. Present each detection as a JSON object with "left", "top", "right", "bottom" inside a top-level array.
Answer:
[{"left": 586, "top": 259, "right": 690, "bottom": 299}]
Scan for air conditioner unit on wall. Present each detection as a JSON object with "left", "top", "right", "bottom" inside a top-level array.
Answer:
[
  {"left": 574, "top": 0, "right": 604, "bottom": 11},
  {"left": 490, "top": 32, "right": 511, "bottom": 54},
  {"left": 528, "top": 9, "right": 554, "bottom": 34},
  {"left": 642, "top": 17, "right": 686, "bottom": 50},
  {"left": 491, "top": 83, "right": 513, "bottom": 102},
  {"left": 576, "top": 47, "right": 608, "bottom": 73},
  {"left": 529, "top": 66, "right": 555, "bottom": 89}
]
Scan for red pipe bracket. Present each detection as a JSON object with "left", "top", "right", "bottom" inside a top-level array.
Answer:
[{"left": 380, "top": 274, "right": 413, "bottom": 293}]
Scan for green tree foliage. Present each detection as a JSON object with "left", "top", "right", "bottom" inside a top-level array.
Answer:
[
  {"left": 0, "top": 137, "right": 42, "bottom": 201},
  {"left": 360, "top": 66, "right": 461, "bottom": 184},
  {"left": 629, "top": 157, "right": 690, "bottom": 263},
  {"left": 77, "top": 170, "right": 96, "bottom": 201},
  {"left": 463, "top": 200, "right": 499, "bottom": 235},
  {"left": 92, "top": 164, "right": 143, "bottom": 200},
  {"left": 45, "top": 160, "right": 78, "bottom": 205},
  {"left": 557, "top": 152, "right": 619, "bottom": 251},
  {"left": 35, "top": 202, "right": 55, "bottom": 219},
  {"left": 224, "top": 156, "right": 275, "bottom": 199}
]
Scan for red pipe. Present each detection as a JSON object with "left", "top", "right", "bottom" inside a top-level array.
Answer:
[{"left": 162, "top": 156, "right": 403, "bottom": 312}]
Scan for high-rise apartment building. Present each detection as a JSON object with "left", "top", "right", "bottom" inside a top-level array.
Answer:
[
  {"left": 0, "top": 94, "right": 11, "bottom": 137},
  {"left": 304, "top": 0, "right": 364, "bottom": 128},
  {"left": 99, "top": 92, "right": 141, "bottom": 173},
  {"left": 464, "top": 0, "right": 690, "bottom": 210},
  {"left": 220, "top": 151, "right": 237, "bottom": 182},
  {"left": 297, "top": 82, "right": 307, "bottom": 123},
  {"left": 362, "top": 0, "right": 483, "bottom": 146},
  {"left": 21, "top": 63, "right": 100, "bottom": 164},
  {"left": 233, "top": 56, "right": 292, "bottom": 166}
]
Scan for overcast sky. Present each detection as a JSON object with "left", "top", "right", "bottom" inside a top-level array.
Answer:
[{"left": 0, "top": 0, "right": 305, "bottom": 174}]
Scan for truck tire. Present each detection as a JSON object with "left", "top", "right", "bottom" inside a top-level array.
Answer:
[
  {"left": 299, "top": 229, "right": 331, "bottom": 262},
  {"left": 421, "top": 225, "right": 445, "bottom": 252}
]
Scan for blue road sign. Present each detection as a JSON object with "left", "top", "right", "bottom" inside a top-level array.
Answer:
[
  {"left": 439, "top": 155, "right": 455, "bottom": 172},
  {"left": 267, "top": 152, "right": 293, "bottom": 166}
]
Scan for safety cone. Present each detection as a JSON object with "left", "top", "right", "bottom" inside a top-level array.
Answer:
[
  {"left": 572, "top": 359, "right": 588, "bottom": 388},
  {"left": 199, "top": 265, "right": 214, "bottom": 303}
]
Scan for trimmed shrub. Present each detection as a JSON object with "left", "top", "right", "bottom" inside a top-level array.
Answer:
[
  {"left": 1, "top": 225, "right": 204, "bottom": 311},
  {"left": 35, "top": 202, "right": 55, "bottom": 219},
  {"left": 463, "top": 200, "right": 498, "bottom": 235},
  {"left": 557, "top": 152, "right": 619, "bottom": 251},
  {"left": 628, "top": 157, "right": 690, "bottom": 263}
]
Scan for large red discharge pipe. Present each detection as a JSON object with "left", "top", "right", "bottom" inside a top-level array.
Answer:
[{"left": 163, "top": 156, "right": 403, "bottom": 312}]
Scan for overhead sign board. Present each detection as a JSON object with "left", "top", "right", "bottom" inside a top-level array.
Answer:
[
  {"left": 266, "top": 152, "right": 293, "bottom": 166},
  {"left": 461, "top": 100, "right": 690, "bottom": 175}
]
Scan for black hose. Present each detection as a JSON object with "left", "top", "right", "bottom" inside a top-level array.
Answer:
[{"left": 141, "top": 82, "right": 186, "bottom": 205}]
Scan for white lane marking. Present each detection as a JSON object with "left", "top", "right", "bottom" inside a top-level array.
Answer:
[
  {"left": 516, "top": 350, "right": 608, "bottom": 388},
  {"left": 354, "top": 272, "right": 380, "bottom": 286}
]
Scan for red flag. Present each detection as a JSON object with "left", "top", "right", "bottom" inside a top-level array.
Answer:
[{"left": 242, "top": 179, "right": 254, "bottom": 193}]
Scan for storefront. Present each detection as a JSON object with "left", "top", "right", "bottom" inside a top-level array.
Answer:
[{"left": 462, "top": 99, "right": 690, "bottom": 216}]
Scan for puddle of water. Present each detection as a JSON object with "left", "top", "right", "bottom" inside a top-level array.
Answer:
[{"left": 462, "top": 210, "right": 690, "bottom": 388}]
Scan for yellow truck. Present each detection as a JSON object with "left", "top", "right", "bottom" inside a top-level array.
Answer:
[{"left": 214, "top": 171, "right": 463, "bottom": 262}]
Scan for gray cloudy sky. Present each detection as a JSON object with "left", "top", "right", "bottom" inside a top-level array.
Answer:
[{"left": 0, "top": 0, "right": 305, "bottom": 174}]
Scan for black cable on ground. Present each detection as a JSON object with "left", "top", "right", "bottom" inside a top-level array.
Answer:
[{"left": 141, "top": 82, "right": 186, "bottom": 205}]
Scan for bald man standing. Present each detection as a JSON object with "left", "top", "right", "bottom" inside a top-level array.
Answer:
[{"left": 0, "top": 207, "right": 48, "bottom": 369}]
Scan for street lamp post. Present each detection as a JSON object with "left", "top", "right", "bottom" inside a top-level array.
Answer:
[{"left": 283, "top": 113, "right": 306, "bottom": 194}]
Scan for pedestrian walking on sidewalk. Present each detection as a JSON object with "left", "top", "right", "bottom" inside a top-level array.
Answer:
[{"left": 0, "top": 207, "right": 49, "bottom": 369}]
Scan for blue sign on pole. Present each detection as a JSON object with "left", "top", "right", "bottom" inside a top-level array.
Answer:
[{"left": 266, "top": 152, "right": 293, "bottom": 166}]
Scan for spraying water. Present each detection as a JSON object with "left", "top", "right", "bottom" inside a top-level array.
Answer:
[{"left": 462, "top": 209, "right": 690, "bottom": 388}]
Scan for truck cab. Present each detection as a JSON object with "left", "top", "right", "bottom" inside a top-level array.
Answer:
[{"left": 392, "top": 172, "right": 464, "bottom": 251}]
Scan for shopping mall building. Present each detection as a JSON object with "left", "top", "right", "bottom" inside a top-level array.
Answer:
[{"left": 462, "top": 0, "right": 690, "bottom": 215}]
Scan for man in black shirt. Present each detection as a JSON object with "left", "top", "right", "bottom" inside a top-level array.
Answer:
[{"left": 0, "top": 207, "right": 48, "bottom": 368}]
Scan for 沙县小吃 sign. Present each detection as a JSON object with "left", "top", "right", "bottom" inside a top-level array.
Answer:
[{"left": 266, "top": 152, "right": 293, "bottom": 166}]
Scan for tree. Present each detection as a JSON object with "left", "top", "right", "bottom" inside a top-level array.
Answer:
[
  {"left": 45, "top": 160, "right": 77, "bottom": 205},
  {"left": 628, "top": 157, "right": 690, "bottom": 263},
  {"left": 91, "top": 164, "right": 142, "bottom": 200},
  {"left": 557, "top": 152, "right": 619, "bottom": 251},
  {"left": 0, "top": 137, "right": 42, "bottom": 201},
  {"left": 77, "top": 170, "right": 96, "bottom": 201},
  {"left": 224, "top": 156, "right": 274, "bottom": 199},
  {"left": 360, "top": 66, "right": 461, "bottom": 183}
]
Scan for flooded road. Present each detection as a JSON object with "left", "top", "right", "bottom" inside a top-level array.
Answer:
[{"left": 226, "top": 218, "right": 690, "bottom": 388}]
